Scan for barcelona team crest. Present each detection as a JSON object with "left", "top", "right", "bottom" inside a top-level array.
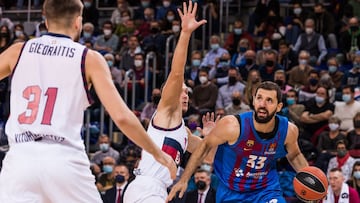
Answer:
[
  {"left": 269, "top": 143, "right": 277, "bottom": 152},
  {"left": 246, "top": 140, "right": 254, "bottom": 147}
]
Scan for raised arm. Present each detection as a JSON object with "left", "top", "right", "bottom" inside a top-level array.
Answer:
[
  {"left": 85, "top": 49, "right": 177, "bottom": 179},
  {"left": 285, "top": 122, "right": 309, "bottom": 172},
  {"left": 167, "top": 115, "right": 239, "bottom": 201},
  {"left": 158, "top": 1, "right": 206, "bottom": 113}
]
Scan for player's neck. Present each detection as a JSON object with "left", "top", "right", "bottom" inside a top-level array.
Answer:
[
  {"left": 254, "top": 118, "right": 276, "bottom": 133},
  {"left": 47, "top": 28, "right": 76, "bottom": 40}
]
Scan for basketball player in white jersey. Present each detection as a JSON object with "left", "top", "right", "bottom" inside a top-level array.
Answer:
[
  {"left": 0, "top": 0, "right": 176, "bottom": 202},
  {"left": 123, "top": 1, "right": 209, "bottom": 202}
]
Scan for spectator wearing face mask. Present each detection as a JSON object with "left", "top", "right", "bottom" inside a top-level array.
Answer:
[
  {"left": 215, "top": 67, "right": 245, "bottom": 117},
  {"left": 193, "top": 68, "right": 218, "bottom": 114},
  {"left": 224, "top": 90, "right": 250, "bottom": 115},
  {"left": 91, "top": 135, "right": 120, "bottom": 174},
  {"left": 224, "top": 19, "right": 255, "bottom": 56},
  {"left": 334, "top": 86, "right": 360, "bottom": 134},
  {"left": 280, "top": 89, "right": 305, "bottom": 131},
  {"left": 323, "top": 57, "right": 344, "bottom": 92},
  {"left": 346, "top": 161, "right": 360, "bottom": 197},
  {"left": 342, "top": 51, "right": 360, "bottom": 89},
  {"left": 187, "top": 114, "right": 201, "bottom": 137},
  {"left": 185, "top": 50, "right": 202, "bottom": 88},
  {"left": 185, "top": 167, "right": 216, "bottom": 203},
  {"left": 274, "top": 70, "right": 292, "bottom": 96},
  {"left": 300, "top": 86, "right": 334, "bottom": 142},
  {"left": 258, "top": 49, "right": 283, "bottom": 82},
  {"left": 11, "top": 23, "right": 28, "bottom": 43},
  {"left": 237, "top": 50, "right": 258, "bottom": 82},
  {"left": 80, "top": 22, "right": 97, "bottom": 46},
  {"left": 287, "top": 50, "right": 314, "bottom": 90},
  {"left": 284, "top": 2, "right": 309, "bottom": 46},
  {"left": 298, "top": 69, "right": 320, "bottom": 103},
  {"left": 156, "top": 0, "right": 177, "bottom": 20},
  {"left": 141, "top": 88, "right": 161, "bottom": 129},
  {"left": 96, "top": 156, "right": 117, "bottom": 192},
  {"left": 94, "top": 21, "right": 119, "bottom": 54},
  {"left": 327, "top": 140, "right": 356, "bottom": 181},
  {"left": 102, "top": 164, "right": 131, "bottom": 203},
  {"left": 292, "top": 18, "right": 327, "bottom": 67},
  {"left": 200, "top": 35, "right": 229, "bottom": 69},
  {"left": 315, "top": 116, "right": 346, "bottom": 173}
]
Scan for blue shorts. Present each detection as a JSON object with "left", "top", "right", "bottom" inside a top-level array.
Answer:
[{"left": 216, "top": 181, "right": 286, "bottom": 203}]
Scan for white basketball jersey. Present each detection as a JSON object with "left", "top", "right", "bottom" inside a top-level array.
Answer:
[
  {"left": 135, "top": 116, "right": 188, "bottom": 187},
  {"left": 5, "top": 33, "right": 90, "bottom": 151}
]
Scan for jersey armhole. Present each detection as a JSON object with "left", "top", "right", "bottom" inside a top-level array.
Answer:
[{"left": 81, "top": 47, "right": 93, "bottom": 104}]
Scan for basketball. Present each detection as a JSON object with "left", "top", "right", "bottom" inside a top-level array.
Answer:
[{"left": 293, "top": 166, "right": 328, "bottom": 202}]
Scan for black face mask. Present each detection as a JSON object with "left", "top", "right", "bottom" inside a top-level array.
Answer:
[
  {"left": 265, "top": 60, "right": 274, "bottom": 67},
  {"left": 309, "top": 78, "right": 318, "bottom": 86},
  {"left": 196, "top": 181, "right": 206, "bottom": 190},
  {"left": 315, "top": 12, "right": 323, "bottom": 18},
  {"left": 245, "top": 58, "right": 253, "bottom": 65},
  {"left": 228, "top": 76, "right": 237, "bottom": 85},
  {"left": 232, "top": 98, "right": 241, "bottom": 106},
  {"left": 275, "top": 79, "right": 284, "bottom": 87},
  {"left": 151, "top": 27, "right": 159, "bottom": 34},
  {"left": 115, "top": 175, "right": 125, "bottom": 183},
  {"left": 0, "top": 32, "right": 8, "bottom": 38},
  {"left": 354, "top": 120, "right": 360, "bottom": 128},
  {"left": 351, "top": 26, "right": 359, "bottom": 32},
  {"left": 152, "top": 95, "right": 161, "bottom": 104}
]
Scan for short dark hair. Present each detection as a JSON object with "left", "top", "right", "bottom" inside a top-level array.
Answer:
[
  {"left": 44, "top": 0, "right": 82, "bottom": 28},
  {"left": 336, "top": 139, "right": 348, "bottom": 149},
  {"left": 329, "top": 167, "right": 342, "bottom": 173},
  {"left": 255, "top": 81, "right": 282, "bottom": 104},
  {"left": 343, "top": 85, "right": 355, "bottom": 93}
]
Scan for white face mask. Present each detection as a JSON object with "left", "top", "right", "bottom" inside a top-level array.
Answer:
[
  {"left": 167, "top": 15, "right": 175, "bottom": 22},
  {"left": 328, "top": 123, "right": 339, "bottom": 131},
  {"left": 103, "top": 29, "right": 112, "bottom": 36},
  {"left": 172, "top": 25, "right": 180, "bottom": 33},
  {"left": 199, "top": 76, "right": 208, "bottom": 84},
  {"left": 305, "top": 28, "right": 313, "bottom": 35},
  {"left": 299, "top": 59, "right": 308, "bottom": 65},
  {"left": 134, "top": 59, "right": 143, "bottom": 67}
]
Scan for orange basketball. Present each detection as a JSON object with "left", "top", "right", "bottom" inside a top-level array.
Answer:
[{"left": 293, "top": 166, "right": 328, "bottom": 202}]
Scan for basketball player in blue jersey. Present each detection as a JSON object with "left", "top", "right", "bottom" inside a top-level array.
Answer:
[
  {"left": 123, "top": 1, "right": 212, "bottom": 203},
  {"left": 0, "top": 0, "right": 176, "bottom": 202},
  {"left": 168, "top": 81, "right": 310, "bottom": 203}
]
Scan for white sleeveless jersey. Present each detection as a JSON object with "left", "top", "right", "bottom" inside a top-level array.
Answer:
[
  {"left": 5, "top": 33, "right": 90, "bottom": 151},
  {"left": 135, "top": 116, "right": 188, "bottom": 187}
]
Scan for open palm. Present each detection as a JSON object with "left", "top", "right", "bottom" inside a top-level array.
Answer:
[{"left": 178, "top": 0, "right": 207, "bottom": 33}]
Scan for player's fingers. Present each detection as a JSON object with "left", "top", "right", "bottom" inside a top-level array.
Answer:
[
  {"left": 215, "top": 114, "right": 221, "bottom": 122},
  {"left": 177, "top": 8, "right": 184, "bottom": 18},
  {"left": 197, "top": 19, "right": 207, "bottom": 26},
  {"left": 182, "top": 1, "right": 187, "bottom": 15},
  {"left": 188, "top": 0, "right": 193, "bottom": 14},
  {"left": 210, "top": 112, "right": 215, "bottom": 121},
  {"left": 192, "top": 1, "right": 198, "bottom": 15},
  {"left": 178, "top": 187, "right": 187, "bottom": 198}
]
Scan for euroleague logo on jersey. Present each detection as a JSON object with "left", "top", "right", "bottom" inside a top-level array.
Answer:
[{"left": 264, "top": 143, "right": 277, "bottom": 155}]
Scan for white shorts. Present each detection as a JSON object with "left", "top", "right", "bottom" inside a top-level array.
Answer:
[
  {"left": 124, "top": 175, "right": 168, "bottom": 203},
  {"left": 0, "top": 142, "right": 102, "bottom": 203}
]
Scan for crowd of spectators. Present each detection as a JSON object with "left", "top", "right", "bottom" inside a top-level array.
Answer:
[{"left": 2, "top": 0, "right": 360, "bottom": 202}]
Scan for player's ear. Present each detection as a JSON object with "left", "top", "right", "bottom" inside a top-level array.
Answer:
[
  {"left": 74, "top": 16, "right": 83, "bottom": 31},
  {"left": 276, "top": 101, "right": 283, "bottom": 113}
]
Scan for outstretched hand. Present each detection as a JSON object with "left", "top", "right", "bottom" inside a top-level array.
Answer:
[
  {"left": 154, "top": 151, "right": 177, "bottom": 180},
  {"left": 198, "top": 112, "right": 220, "bottom": 137},
  {"left": 178, "top": 0, "right": 207, "bottom": 34}
]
